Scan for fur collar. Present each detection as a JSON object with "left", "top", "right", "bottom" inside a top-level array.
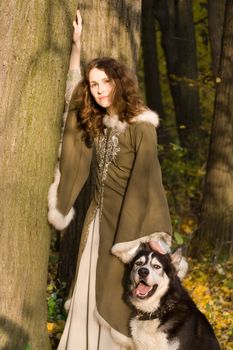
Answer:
[
  {"left": 102, "top": 110, "right": 159, "bottom": 132},
  {"left": 102, "top": 114, "right": 128, "bottom": 132}
]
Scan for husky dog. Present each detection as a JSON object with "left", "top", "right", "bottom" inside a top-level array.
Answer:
[{"left": 128, "top": 246, "right": 220, "bottom": 350}]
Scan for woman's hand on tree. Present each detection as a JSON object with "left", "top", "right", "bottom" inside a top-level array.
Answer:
[
  {"left": 69, "top": 9, "right": 82, "bottom": 70},
  {"left": 72, "top": 9, "right": 82, "bottom": 47}
]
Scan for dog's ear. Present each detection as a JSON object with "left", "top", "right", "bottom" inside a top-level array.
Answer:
[
  {"left": 127, "top": 242, "right": 151, "bottom": 265},
  {"left": 171, "top": 248, "right": 189, "bottom": 280},
  {"left": 126, "top": 243, "right": 146, "bottom": 265}
]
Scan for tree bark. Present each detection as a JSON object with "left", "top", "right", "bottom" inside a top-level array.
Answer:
[
  {"left": 0, "top": 1, "right": 78, "bottom": 349},
  {"left": 57, "top": 0, "right": 142, "bottom": 294},
  {"left": 155, "top": 0, "right": 202, "bottom": 155},
  {"left": 79, "top": 0, "right": 141, "bottom": 70},
  {"left": 141, "top": 0, "right": 171, "bottom": 145},
  {"left": 141, "top": 0, "right": 164, "bottom": 117},
  {"left": 208, "top": 0, "right": 226, "bottom": 77},
  {"left": 191, "top": 0, "right": 233, "bottom": 257}
]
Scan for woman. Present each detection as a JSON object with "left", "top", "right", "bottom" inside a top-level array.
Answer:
[{"left": 48, "top": 10, "right": 172, "bottom": 350}]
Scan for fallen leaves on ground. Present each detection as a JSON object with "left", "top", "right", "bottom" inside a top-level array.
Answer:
[
  {"left": 183, "top": 256, "right": 233, "bottom": 350},
  {"left": 47, "top": 320, "right": 64, "bottom": 349}
]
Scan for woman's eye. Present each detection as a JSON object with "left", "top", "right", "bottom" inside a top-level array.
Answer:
[{"left": 153, "top": 264, "right": 161, "bottom": 269}]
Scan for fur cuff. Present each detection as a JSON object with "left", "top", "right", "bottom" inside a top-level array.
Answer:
[
  {"left": 177, "top": 256, "right": 189, "bottom": 280},
  {"left": 94, "top": 308, "right": 135, "bottom": 349},
  {"left": 111, "top": 232, "right": 172, "bottom": 264},
  {"left": 47, "top": 165, "right": 75, "bottom": 230},
  {"left": 64, "top": 298, "right": 72, "bottom": 312}
]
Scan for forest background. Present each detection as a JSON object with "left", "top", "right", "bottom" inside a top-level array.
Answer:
[{"left": 0, "top": 0, "right": 232, "bottom": 349}]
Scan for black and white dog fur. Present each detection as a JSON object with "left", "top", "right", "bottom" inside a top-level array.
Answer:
[{"left": 127, "top": 245, "right": 220, "bottom": 350}]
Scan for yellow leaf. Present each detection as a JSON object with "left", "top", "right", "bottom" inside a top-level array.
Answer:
[{"left": 47, "top": 322, "right": 55, "bottom": 333}]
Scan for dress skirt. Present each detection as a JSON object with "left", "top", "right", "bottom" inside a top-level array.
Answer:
[{"left": 57, "top": 209, "right": 126, "bottom": 350}]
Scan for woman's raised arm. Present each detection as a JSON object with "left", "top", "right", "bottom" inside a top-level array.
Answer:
[
  {"left": 69, "top": 9, "right": 82, "bottom": 71},
  {"left": 65, "top": 10, "right": 83, "bottom": 104}
]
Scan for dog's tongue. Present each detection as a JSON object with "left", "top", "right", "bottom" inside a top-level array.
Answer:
[{"left": 134, "top": 282, "right": 152, "bottom": 297}]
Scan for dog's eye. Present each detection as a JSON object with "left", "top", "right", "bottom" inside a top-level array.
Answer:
[
  {"left": 153, "top": 264, "right": 161, "bottom": 269},
  {"left": 135, "top": 261, "right": 143, "bottom": 266}
]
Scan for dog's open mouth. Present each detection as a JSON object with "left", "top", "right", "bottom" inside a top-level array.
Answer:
[{"left": 132, "top": 280, "right": 158, "bottom": 299}]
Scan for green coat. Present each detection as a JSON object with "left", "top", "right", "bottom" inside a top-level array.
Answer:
[{"left": 48, "top": 74, "right": 172, "bottom": 346}]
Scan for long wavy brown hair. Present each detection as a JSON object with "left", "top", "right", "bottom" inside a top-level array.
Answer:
[{"left": 72, "top": 57, "right": 146, "bottom": 144}]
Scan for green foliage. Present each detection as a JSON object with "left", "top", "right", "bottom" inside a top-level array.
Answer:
[
  {"left": 24, "top": 344, "right": 32, "bottom": 350},
  {"left": 158, "top": 142, "right": 204, "bottom": 223},
  {"left": 47, "top": 279, "right": 67, "bottom": 322},
  {"left": 47, "top": 242, "right": 67, "bottom": 323},
  {"left": 47, "top": 235, "right": 67, "bottom": 348},
  {"left": 159, "top": 142, "right": 204, "bottom": 199},
  {"left": 174, "top": 232, "right": 184, "bottom": 245}
]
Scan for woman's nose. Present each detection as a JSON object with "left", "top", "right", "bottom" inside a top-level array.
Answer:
[{"left": 97, "top": 84, "right": 104, "bottom": 94}]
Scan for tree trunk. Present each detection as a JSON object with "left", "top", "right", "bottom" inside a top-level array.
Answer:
[
  {"left": 80, "top": 0, "right": 141, "bottom": 69},
  {"left": 141, "top": 0, "right": 164, "bottom": 117},
  {"left": 141, "top": 0, "right": 171, "bottom": 145},
  {"left": 58, "top": 0, "right": 142, "bottom": 294},
  {"left": 155, "top": 0, "right": 202, "bottom": 155},
  {"left": 208, "top": 0, "right": 226, "bottom": 77},
  {"left": 0, "top": 1, "right": 78, "bottom": 349},
  {"left": 191, "top": 0, "right": 233, "bottom": 258}
]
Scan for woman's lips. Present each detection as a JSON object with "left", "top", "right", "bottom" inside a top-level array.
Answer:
[{"left": 99, "top": 96, "right": 108, "bottom": 100}]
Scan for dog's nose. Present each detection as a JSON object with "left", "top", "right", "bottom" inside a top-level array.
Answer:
[{"left": 138, "top": 267, "right": 149, "bottom": 278}]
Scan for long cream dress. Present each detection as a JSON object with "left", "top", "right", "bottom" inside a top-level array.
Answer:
[{"left": 58, "top": 210, "right": 127, "bottom": 349}]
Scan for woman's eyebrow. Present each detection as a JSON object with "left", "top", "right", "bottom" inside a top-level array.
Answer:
[{"left": 90, "top": 78, "right": 108, "bottom": 84}]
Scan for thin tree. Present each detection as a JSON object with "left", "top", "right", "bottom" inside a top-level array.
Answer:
[
  {"left": 141, "top": 0, "right": 164, "bottom": 118},
  {"left": 191, "top": 1, "right": 233, "bottom": 257},
  {"left": 208, "top": 0, "right": 226, "bottom": 77},
  {"left": 155, "top": 0, "right": 202, "bottom": 155},
  {"left": 141, "top": 0, "right": 172, "bottom": 145}
]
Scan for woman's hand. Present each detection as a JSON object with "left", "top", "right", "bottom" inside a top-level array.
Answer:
[
  {"left": 72, "top": 9, "right": 82, "bottom": 47},
  {"left": 149, "top": 239, "right": 171, "bottom": 255},
  {"left": 69, "top": 9, "right": 82, "bottom": 70}
]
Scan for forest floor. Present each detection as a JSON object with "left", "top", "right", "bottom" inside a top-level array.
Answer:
[{"left": 47, "top": 253, "right": 233, "bottom": 350}]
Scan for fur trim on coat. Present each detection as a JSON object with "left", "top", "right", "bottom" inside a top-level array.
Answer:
[
  {"left": 132, "top": 109, "right": 159, "bottom": 127},
  {"left": 111, "top": 232, "right": 172, "bottom": 264},
  {"left": 103, "top": 109, "right": 159, "bottom": 132},
  {"left": 94, "top": 308, "right": 135, "bottom": 349},
  {"left": 48, "top": 165, "right": 75, "bottom": 230}
]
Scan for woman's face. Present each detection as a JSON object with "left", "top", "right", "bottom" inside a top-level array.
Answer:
[{"left": 89, "top": 68, "right": 116, "bottom": 111}]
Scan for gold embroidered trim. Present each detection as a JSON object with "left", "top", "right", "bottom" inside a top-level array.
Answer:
[
  {"left": 81, "top": 203, "right": 98, "bottom": 256},
  {"left": 95, "top": 128, "right": 121, "bottom": 218}
]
